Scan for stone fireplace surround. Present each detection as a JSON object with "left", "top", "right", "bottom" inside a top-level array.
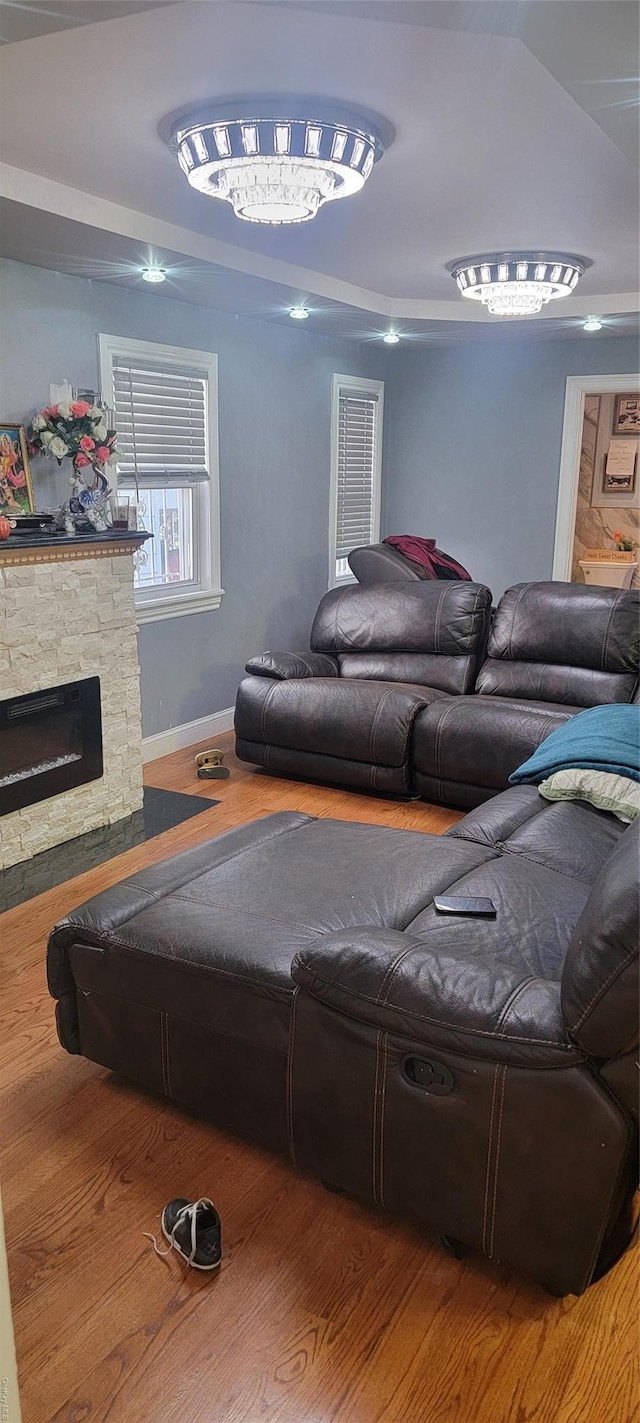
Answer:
[{"left": 0, "top": 536, "right": 145, "bottom": 871}]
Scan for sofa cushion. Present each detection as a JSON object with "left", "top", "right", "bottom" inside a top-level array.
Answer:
[
  {"left": 337, "top": 652, "right": 471, "bottom": 687},
  {"left": 476, "top": 582, "right": 639, "bottom": 706},
  {"left": 476, "top": 659, "right": 634, "bottom": 707},
  {"left": 405, "top": 853, "right": 589, "bottom": 979},
  {"left": 446, "top": 784, "right": 625, "bottom": 885},
  {"left": 413, "top": 695, "right": 581, "bottom": 794},
  {"left": 235, "top": 675, "right": 446, "bottom": 767},
  {"left": 539, "top": 769, "right": 640, "bottom": 824},
  {"left": 310, "top": 581, "right": 492, "bottom": 694}
]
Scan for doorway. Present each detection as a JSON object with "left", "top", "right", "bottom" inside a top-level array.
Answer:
[{"left": 552, "top": 374, "right": 639, "bottom": 586}]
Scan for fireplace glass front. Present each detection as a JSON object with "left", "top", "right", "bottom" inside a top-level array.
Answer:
[{"left": 0, "top": 677, "right": 103, "bottom": 816}]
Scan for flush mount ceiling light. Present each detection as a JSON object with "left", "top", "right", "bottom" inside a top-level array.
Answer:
[
  {"left": 289, "top": 305, "right": 309, "bottom": 319},
  {"left": 162, "top": 98, "right": 388, "bottom": 225},
  {"left": 583, "top": 316, "right": 603, "bottom": 332},
  {"left": 448, "top": 252, "right": 590, "bottom": 317},
  {"left": 141, "top": 266, "right": 166, "bottom": 283},
  {"left": 383, "top": 331, "right": 400, "bottom": 344}
]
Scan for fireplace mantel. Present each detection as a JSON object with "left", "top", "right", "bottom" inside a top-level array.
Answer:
[{"left": 0, "top": 530, "right": 150, "bottom": 569}]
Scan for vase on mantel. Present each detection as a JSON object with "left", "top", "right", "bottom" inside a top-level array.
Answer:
[{"left": 27, "top": 398, "right": 117, "bottom": 535}]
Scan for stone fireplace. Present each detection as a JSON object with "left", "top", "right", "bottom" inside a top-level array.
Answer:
[{"left": 0, "top": 537, "right": 145, "bottom": 870}]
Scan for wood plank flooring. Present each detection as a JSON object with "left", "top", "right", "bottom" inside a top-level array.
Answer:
[{"left": 1, "top": 735, "right": 637, "bottom": 1423}]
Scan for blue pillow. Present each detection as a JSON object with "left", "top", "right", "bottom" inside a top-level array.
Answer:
[{"left": 510, "top": 704, "right": 640, "bottom": 786}]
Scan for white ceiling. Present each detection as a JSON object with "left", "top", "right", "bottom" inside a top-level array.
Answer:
[
  {"left": 0, "top": 0, "right": 638, "bottom": 343},
  {"left": 280, "top": 1, "right": 640, "bottom": 163},
  {"left": 0, "top": 0, "right": 173, "bottom": 46}
]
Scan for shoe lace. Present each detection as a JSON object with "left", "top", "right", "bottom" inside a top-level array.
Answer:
[{"left": 143, "top": 1197, "right": 216, "bottom": 1265}]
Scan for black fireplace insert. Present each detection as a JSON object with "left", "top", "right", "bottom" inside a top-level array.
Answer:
[{"left": 0, "top": 677, "right": 103, "bottom": 816}]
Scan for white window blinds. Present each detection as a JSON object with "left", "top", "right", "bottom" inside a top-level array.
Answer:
[
  {"left": 112, "top": 357, "right": 209, "bottom": 482},
  {"left": 335, "top": 387, "right": 380, "bottom": 561}
]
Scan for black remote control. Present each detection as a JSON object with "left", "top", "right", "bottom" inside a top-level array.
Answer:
[{"left": 433, "top": 895, "right": 497, "bottom": 917}]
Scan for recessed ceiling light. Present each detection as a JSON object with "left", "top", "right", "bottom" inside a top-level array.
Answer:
[
  {"left": 448, "top": 251, "right": 590, "bottom": 317},
  {"left": 583, "top": 316, "right": 603, "bottom": 332},
  {"left": 289, "top": 306, "right": 309, "bottom": 320},
  {"left": 141, "top": 266, "right": 166, "bottom": 283},
  {"left": 383, "top": 331, "right": 400, "bottom": 344}
]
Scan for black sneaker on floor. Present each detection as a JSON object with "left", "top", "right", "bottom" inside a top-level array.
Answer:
[{"left": 161, "top": 1197, "right": 222, "bottom": 1271}]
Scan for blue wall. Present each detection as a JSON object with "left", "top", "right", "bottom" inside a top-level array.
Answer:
[
  {"left": 2, "top": 256, "right": 637, "bottom": 737},
  {"left": 0, "top": 258, "right": 388, "bottom": 736},
  {"left": 382, "top": 335, "right": 639, "bottom": 598}
]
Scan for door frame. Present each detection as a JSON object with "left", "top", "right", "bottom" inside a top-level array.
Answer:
[{"left": 552, "top": 372, "right": 640, "bottom": 580}]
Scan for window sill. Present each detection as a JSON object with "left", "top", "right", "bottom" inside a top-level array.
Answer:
[{"left": 135, "top": 588, "right": 225, "bottom": 626}]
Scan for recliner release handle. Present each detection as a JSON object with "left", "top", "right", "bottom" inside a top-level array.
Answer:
[{"left": 402, "top": 1056, "right": 454, "bottom": 1095}]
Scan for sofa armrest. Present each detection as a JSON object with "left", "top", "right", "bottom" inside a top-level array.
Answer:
[
  {"left": 292, "top": 928, "right": 579, "bottom": 1067},
  {"left": 245, "top": 651, "right": 339, "bottom": 680}
]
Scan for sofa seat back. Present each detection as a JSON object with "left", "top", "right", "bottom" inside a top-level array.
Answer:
[
  {"left": 310, "top": 581, "right": 492, "bottom": 695},
  {"left": 476, "top": 582, "right": 639, "bottom": 706}
]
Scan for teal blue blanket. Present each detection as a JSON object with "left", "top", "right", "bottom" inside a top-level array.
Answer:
[{"left": 510, "top": 704, "right": 640, "bottom": 785}]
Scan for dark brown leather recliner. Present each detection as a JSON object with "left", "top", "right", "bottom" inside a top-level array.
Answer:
[
  {"left": 413, "top": 581, "right": 640, "bottom": 808},
  {"left": 235, "top": 581, "right": 492, "bottom": 794},
  {"left": 47, "top": 786, "right": 639, "bottom": 1296}
]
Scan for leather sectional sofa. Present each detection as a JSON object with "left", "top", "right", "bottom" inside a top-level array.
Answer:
[
  {"left": 235, "top": 580, "right": 639, "bottom": 808},
  {"left": 48, "top": 784, "right": 639, "bottom": 1296}
]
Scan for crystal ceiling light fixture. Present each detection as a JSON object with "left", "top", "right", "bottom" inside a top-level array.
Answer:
[
  {"left": 447, "top": 252, "right": 590, "bottom": 318},
  {"left": 162, "top": 98, "right": 389, "bottom": 225}
]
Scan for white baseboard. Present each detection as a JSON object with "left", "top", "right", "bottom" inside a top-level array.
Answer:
[{"left": 142, "top": 706, "right": 235, "bottom": 764}]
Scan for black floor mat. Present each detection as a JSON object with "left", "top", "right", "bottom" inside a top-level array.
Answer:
[{"left": 0, "top": 786, "right": 218, "bottom": 913}]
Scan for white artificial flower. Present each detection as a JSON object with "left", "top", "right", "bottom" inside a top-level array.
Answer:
[
  {"left": 50, "top": 436, "right": 69, "bottom": 458},
  {"left": 40, "top": 429, "right": 55, "bottom": 447},
  {"left": 93, "top": 420, "right": 108, "bottom": 441},
  {"left": 89, "top": 405, "right": 103, "bottom": 419},
  {"left": 32, "top": 414, "right": 46, "bottom": 431},
  {"left": 57, "top": 402, "right": 72, "bottom": 419}
]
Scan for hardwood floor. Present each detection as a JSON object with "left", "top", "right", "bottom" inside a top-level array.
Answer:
[{"left": 1, "top": 735, "right": 637, "bottom": 1423}]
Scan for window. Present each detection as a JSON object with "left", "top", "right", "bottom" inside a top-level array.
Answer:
[
  {"left": 99, "top": 334, "right": 222, "bottom": 623},
  {"left": 329, "top": 374, "right": 384, "bottom": 585}
]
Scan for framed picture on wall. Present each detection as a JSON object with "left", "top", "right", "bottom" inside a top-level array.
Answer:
[
  {"left": 593, "top": 437, "right": 638, "bottom": 507},
  {"left": 613, "top": 394, "right": 640, "bottom": 434},
  {"left": 0, "top": 424, "right": 35, "bottom": 516}
]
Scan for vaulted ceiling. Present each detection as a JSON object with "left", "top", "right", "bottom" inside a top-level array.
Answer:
[{"left": 0, "top": 0, "right": 637, "bottom": 343}]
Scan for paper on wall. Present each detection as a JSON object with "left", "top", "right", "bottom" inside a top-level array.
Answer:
[{"left": 605, "top": 438, "right": 637, "bottom": 480}]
